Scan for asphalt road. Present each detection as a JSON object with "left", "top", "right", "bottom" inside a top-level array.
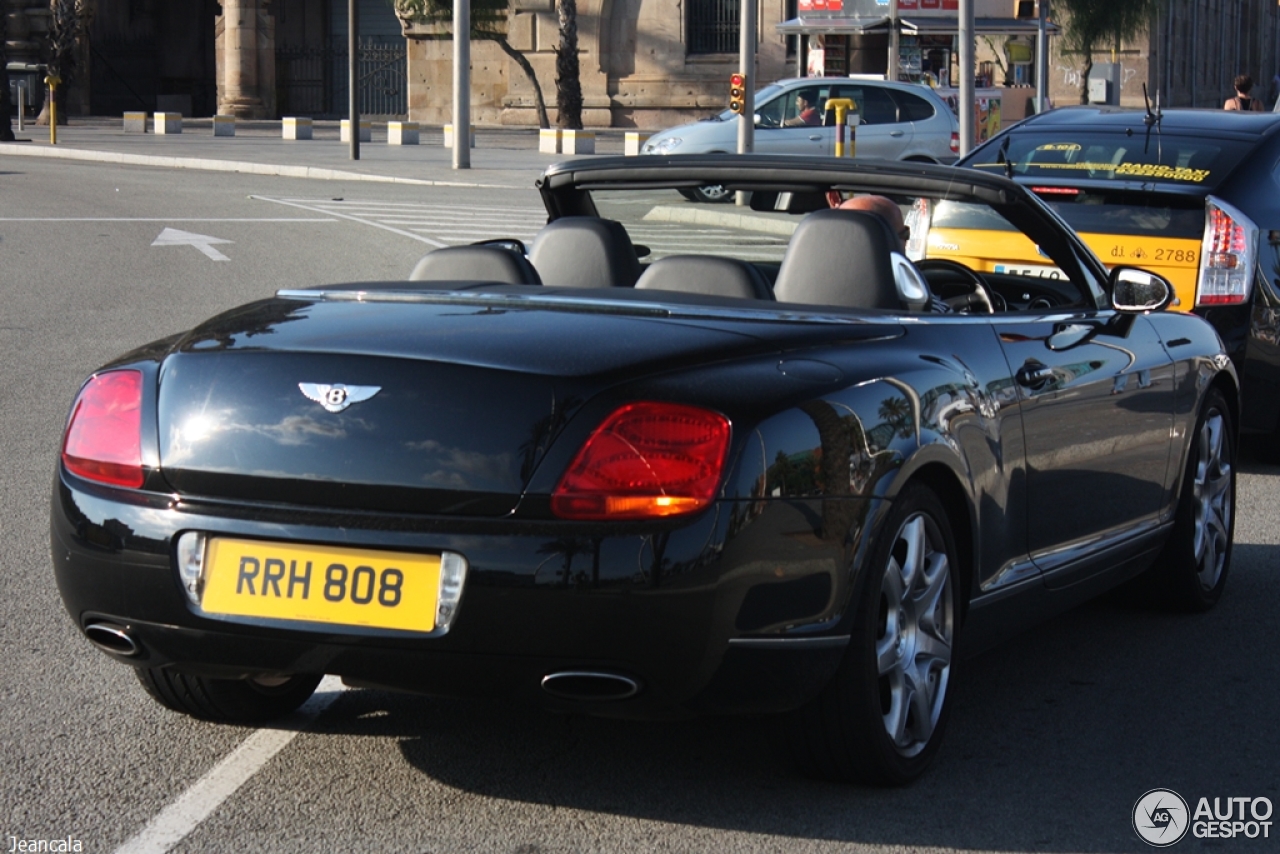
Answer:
[{"left": 2, "top": 157, "right": 1278, "bottom": 854}]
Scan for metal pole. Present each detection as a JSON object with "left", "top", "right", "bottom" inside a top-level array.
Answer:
[
  {"left": 736, "top": 0, "right": 756, "bottom": 205},
  {"left": 1035, "top": 0, "right": 1048, "bottom": 112},
  {"left": 18, "top": 82, "right": 24, "bottom": 132},
  {"left": 737, "top": 0, "right": 756, "bottom": 154},
  {"left": 958, "top": 0, "right": 974, "bottom": 155},
  {"left": 889, "top": 0, "right": 899, "bottom": 81},
  {"left": 453, "top": 0, "right": 471, "bottom": 169},
  {"left": 349, "top": 0, "right": 359, "bottom": 160}
]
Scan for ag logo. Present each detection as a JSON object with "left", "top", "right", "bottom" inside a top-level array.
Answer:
[{"left": 1134, "top": 788, "right": 1190, "bottom": 847}]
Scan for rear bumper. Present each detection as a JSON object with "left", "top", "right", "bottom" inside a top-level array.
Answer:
[{"left": 51, "top": 473, "right": 859, "bottom": 718}]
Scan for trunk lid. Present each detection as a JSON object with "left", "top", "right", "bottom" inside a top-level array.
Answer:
[{"left": 157, "top": 293, "right": 895, "bottom": 515}]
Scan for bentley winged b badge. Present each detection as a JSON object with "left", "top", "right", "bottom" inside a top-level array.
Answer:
[{"left": 299, "top": 383, "right": 381, "bottom": 413}]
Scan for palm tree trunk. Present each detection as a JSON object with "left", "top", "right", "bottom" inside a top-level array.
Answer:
[
  {"left": 491, "top": 36, "right": 550, "bottom": 128},
  {"left": 0, "top": 10, "right": 13, "bottom": 141},
  {"left": 1079, "top": 51, "right": 1094, "bottom": 105},
  {"left": 555, "top": 0, "right": 583, "bottom": 129}
]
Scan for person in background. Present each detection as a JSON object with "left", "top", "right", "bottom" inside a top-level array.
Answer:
[
  {"left": 783, "top": 93, "right": 822, "bottom": 127},
  {"left": 829, "top": 193, "right": 911, "bottom": 251},
  {"left": 1224, "top": 74, "right": 1264, "bottom": 111}
]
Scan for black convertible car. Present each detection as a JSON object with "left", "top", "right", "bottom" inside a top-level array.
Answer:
[{"left": 52, "top": 156, "right": 1236, "bottom": 786}]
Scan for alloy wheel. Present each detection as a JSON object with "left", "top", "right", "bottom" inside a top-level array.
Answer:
[
  {"left": 1193, "top": 410, "right": 1232, "bottom": 592},
  {"left": 876, "top": 513, "right": 954, "bottom": 758}
]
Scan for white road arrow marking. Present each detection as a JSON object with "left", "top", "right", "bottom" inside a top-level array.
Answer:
[{"left": 151, "top": 227, "right": 233, "bottom": 261}]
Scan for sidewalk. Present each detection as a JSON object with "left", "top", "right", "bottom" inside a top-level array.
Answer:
[
  {"left": 0, "top": 116, "right": 641, "bottom": 189},
  {"left": 0, "top": 116, "right": 806, "bottom": 236}
]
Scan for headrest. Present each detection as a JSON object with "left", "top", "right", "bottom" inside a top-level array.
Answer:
[
  {"left": 409, "top": 245, "right": 542, "bottom": 285},
  {"left": 529, "top": 217, "right": 643, "bottom": 288},
  {"left": 634, "top": 255, "right": 775, "bottom": 300},
  {"left": 772, "top": 209, "right": 904, "bottom": 310}
]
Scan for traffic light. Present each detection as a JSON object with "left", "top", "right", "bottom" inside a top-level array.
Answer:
[{"left": 729, "top": 72, "right": 746, "bottom": 114}]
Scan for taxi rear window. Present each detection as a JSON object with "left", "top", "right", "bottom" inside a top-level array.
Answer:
[{"left": 966, "top": 133, "right": 1253, "bottom": 189}]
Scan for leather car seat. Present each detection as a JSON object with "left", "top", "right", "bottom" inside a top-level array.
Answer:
[
  {"left": 634, "top": 255, "right": 774, "bottom": 299},
  {"left": 529, "top": 217, "right": 644, "bottom": 288},
  {"left": 772, "top": 209, "right": 924, "bottom": 311}
]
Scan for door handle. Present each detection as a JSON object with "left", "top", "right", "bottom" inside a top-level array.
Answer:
[
  {"left": 1016, "top": 360, "right": 1056, "bottom": 388},
  {"left": 889, "top": 130, "right": 905, "bottom": 137},
  {"left": 809, "top": 135, "right": 822, "bottom": 140}
]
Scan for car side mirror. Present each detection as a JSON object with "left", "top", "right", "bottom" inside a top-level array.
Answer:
[
  {"left": 1110, "top": 267, "right": 1174, "bottom": 313},
  {"left": 753, "top": 113, "right": 763, "bottom": 126}
]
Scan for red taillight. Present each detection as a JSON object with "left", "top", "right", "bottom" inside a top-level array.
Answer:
[
  {"left": 61, "top": 370, "right": 145, "bottom": 488},
  {"left": 1196, "top": 198, "right": 1257, "bottom": 307},
  {"left": 552, "top": 402, "right": 731, "bottom": 520},
  {"left": 949, "top": 132, "right": 959, "bottom": 154},
  {"left": 1031, "top": 186, "right": 1080, "bottom": 196}
]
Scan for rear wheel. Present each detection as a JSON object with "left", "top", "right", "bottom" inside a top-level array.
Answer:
[
  {"left": 135, "top": 667, "right": 322, "bottom": 722},
  {"left": 790, "top": 485, "right": 960, "bottom": 785},
  {"left": 1145, "top": 388, "right": 1235, "bottom": 611}
]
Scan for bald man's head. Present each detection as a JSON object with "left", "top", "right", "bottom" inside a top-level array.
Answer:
[{"left": 836, "top": 195, "right": 908, "bottom": 250}]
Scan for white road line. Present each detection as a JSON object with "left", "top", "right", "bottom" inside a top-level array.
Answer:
[
  {"left": 112, "top": 676, "right": 346, "bottom": 854},
  {"left": 250, "top": 196, "right": 449, "bottom": 247},
  {"left": 277, "top": 199, "right": 536, "bottom": 212},
  {"left": 0, "top": 217, "right": 336, "bottom": 222}
]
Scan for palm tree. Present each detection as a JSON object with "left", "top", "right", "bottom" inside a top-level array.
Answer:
[
  {"left": 554, "top": 0, "right": 582, "bottom": 129},
  {"left": 1057, "top": 0, "right": 1160, "bottom": 105},
  {"left": 0, "top": 9, "right": 13, "bottom": 141}
]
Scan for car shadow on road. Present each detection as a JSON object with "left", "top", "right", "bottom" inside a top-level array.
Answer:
[{"left": 306, "top": 542, "right": 1279, "bottom": 852}]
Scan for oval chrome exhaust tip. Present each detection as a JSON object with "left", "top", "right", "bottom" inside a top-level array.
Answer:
[
  {"left": 541, "top": 670, "right": 642, "bottom": 701},
  {"left": 84, "top": 622, "right": 140, "bottom": 657}
]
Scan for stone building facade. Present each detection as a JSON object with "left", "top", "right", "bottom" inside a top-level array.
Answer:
[
  {"left": 11, "top": 0, "right": 1280, "bottom": 127},
  {"left": 400, "top": 0, "right": 792, "bottom": 128}
]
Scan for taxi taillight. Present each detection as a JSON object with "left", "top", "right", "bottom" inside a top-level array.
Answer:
[
  {"left": 552, "top": 402, "right": 730, "bottom": 520},
  {"left": 61, "top": 370, "right": 145, "bottom": 489},
  {"left": 1196, "top": 197, "right": 1257, "bottom": 307},
  {"left": 949, "top": 132, "right": 959, "bottom": 154}
]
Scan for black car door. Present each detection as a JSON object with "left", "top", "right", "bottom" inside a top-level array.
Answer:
[{"left": 992, "top": 307, "right": 1176, "bottom": 588}]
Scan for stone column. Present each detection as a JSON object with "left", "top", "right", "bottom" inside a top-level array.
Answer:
[{"left": 218, "top": 0, "right": 266, "bottom": 117}]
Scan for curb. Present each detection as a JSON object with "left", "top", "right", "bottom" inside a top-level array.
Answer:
[
  {"left": 643, "top": 204, "right": 799, "bottom": 236},
  {"left": 0, "top": 143, "right": 523, "bottom": 189}
]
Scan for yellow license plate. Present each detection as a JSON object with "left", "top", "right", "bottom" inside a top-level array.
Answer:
[{"left": 201, "top": 538, "right": 440, "bottom": 633}]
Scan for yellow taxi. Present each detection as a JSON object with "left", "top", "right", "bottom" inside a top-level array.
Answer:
[{"left": 919, "top": 107, "right": 1280, "bottom": 447}]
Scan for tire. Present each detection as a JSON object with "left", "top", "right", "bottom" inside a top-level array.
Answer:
[
  {"left": 135, "top": 667, "right": 322, "bottom": 723},
  {"left": 790, "top": 484, "right": 960, "bottom": 785},
  {"left": 1146, "top": 388, "right": 1236, "bottom": 612},
  {"left": 685, "top": 184, "right": 734, "bottom": 204}
]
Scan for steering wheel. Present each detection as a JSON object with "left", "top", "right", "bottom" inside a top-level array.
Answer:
[{"left": 915, "top": 259, "right": 1001, "bottom": 314}]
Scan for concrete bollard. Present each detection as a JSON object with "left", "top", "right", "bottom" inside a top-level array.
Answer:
[
  {"left": 123, "top": 111, "right": 147, "bottom": 134},
  {"left": 154, "top": 112, "right": 183, "bottom": 135},
  {"left": 562, "top": 130, "right": 596, "bottom": 155},
  {"left": 539, "top": 128, "right": 561, "bottom": 154},
  {"left": 282, "top": 117, "right": 312, "bottom": 140},
  {"left": 387, "top": 121, "right": 419, "bottom": 145},
  {"left": 213, "top": 115, "right": 235, "bottom": 137},
  {"left": 624, "top": 132, "right": 651, "bottom": 156},
  {"left": 340, "top": 119, "right": 371, "bottom": 143},
  {"left": 443, "top": 124, "right": 476, "bottom": 149}
]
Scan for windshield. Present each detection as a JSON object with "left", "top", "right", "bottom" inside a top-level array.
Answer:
[{"left": 966, "top": 131, "right": 1252, "bottom": 190}]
